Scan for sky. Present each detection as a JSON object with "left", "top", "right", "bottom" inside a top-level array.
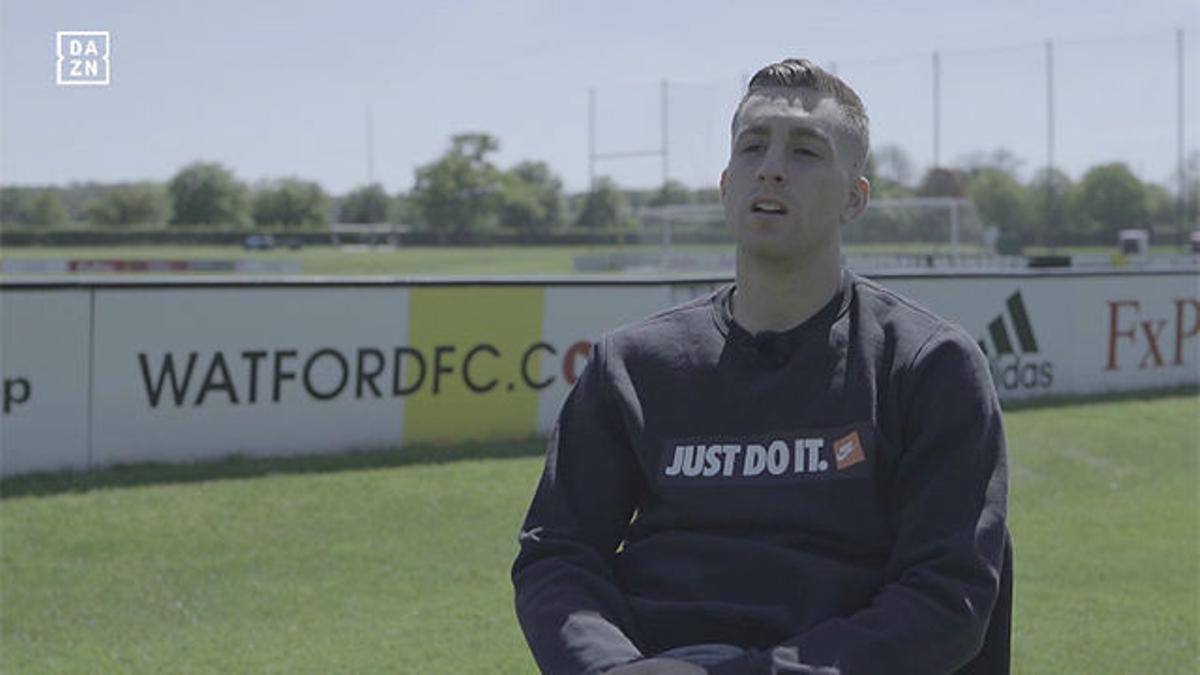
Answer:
[{"left": 1, "top": 0, "right": 1197, "bottom": 195}]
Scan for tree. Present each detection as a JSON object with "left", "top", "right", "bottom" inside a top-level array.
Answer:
[
  {"left": 168, "top": 162, "right": 250, "bottom": 227},
  {"left": 968, "top": 169, "right": 1031, "bottom": 241},
  {"left": 1071, "top": 162, "right": 1148, "bottom": 243},
  {"left": 450, "top": 132, "right": 499, "bottom": 161},
  {"left": 339, "top": 183, "right": 390, "bottom": 223},
  {"left": 892, "top": 168, "right": 968, "bottom": 248},
  {"left": 1144, "top": 183, "right": 1175, "bottom": 230},
  {"left": 916, "top": 168, "right": 966, "bottom": 198},
  {"left": 0, "top": 188, "right": 24, "bottom": 225},
  {"left": 1, "top": 188, "right": 71, "bottom": 227},
  {"left": 1171, "top": 149, "right": 1200, "bottom": 236},
  {"left": 83, "top": 183, "right": 170, "bottom": 227},
  {"left": 496, "top": 171, "right": 546, "bottom": 233},
  {"left": 868, "top": 144, "right": 916, "bottom": 195},
  {"left": 391, "top": 193, "right": 415, "bottom": 225},
  {"left": 1026, "top": 167, "right": 1073, "bottom": 247},
  {"left": 956, "top": 148, "right": 1024, "bottom": 178},
  {"left": 52, "top": 182, "right": 108, "bottom": 220},
  {"left": 251, "top": 178, "right": 330, "bottom": 229},
  {"left": 411, "top": 132, "right": 504, "bottom": 236},
  {"left": 575, "top": 177, "right": 631, "bottom": 231},
  {"left": 23, "top": 190, "right": 69, "bottom": 226},
  {"left": 648, "top": 179, "right": 694, "bottom": 207},
  {"left": 499, "top": 160, "right": 564, "bottom": 233}
]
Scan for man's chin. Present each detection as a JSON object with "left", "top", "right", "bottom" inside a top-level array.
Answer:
[
  {"left": 739, "top": 214, "right": 790, "bottom": 233},
  {"left": 736, "top": 239, "right": 799, "bottom": 264},
  {"left": 736, "top": 221, "right": 788, "bottom": 243},
  {"left": 735, "top": 231, "right": 836, "bottom": 265}
]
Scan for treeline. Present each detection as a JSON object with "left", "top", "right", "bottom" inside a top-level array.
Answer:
[
  {"left": 1, "top": 135, "right": 1196, "bottom": 249},
  {"left": 0, "top": 132, "right": 717, "bottom": 238},
  {"left": 863, "top": 146, "right": 1198, "bottom": 248}
]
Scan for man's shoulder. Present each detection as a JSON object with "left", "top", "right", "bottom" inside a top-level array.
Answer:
[
  {"left": 851, "top": 275, "right": 1000, "bottom": 410},
  {"left": 850, "top": 272, "right": 979, "bottom": 364},
  {"left": 599, "top": 285, "right": 725, "bottom": 357},
  {"left": 852, "top": 273, "right": 942, "bottom": 328}
]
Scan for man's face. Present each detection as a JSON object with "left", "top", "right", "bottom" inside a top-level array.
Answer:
[{"left": 721, "top": 87, "right": 867, "bottom": 262}]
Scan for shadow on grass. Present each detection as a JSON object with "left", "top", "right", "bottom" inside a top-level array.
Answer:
[
  {"left": 4, "top": 385, "right": 1195, "bottom": 500},
  {"left": 1, "top": 437, "right": 547, "bottom": 500}
]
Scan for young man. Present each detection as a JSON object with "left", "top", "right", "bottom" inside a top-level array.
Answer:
[{"left": 512, "top": 59, "right": 1011, "bottom": 675}]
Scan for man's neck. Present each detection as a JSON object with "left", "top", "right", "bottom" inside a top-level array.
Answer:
[{"left": 731, "top": 244, "right": 843, "bottom": 335}]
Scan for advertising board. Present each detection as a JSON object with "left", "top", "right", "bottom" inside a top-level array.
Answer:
[{"left": 1, "top": 271, "right": 1195, "bottom": 476}]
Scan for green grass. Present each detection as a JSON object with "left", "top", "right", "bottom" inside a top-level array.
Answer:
[
  {"left": 0, "top": 244, "right": 627, "bottom": 276},
  {"left": 2, "top": 241, "right": 1157, "bottom": 276},
  {"left": 1, "top": 441, "right": 546, "bottom": 674},
  {"left": 1, "top": 390, "right": 1197, "bottom": 673},
  {"left": 0, "top": 243, "right": 982, "bottom": 277},
  {"left": 1005, "top": 390, "right": 1199, "bottom": 673}
]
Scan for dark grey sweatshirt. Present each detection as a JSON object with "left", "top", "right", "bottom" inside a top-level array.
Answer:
[{"left": 512, "top": 269, "right": 1010, "bottom": 674}]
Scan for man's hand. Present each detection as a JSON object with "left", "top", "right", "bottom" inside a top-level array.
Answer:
[{"left": 606, "top": 657, "right": 707, "bottom": 674}]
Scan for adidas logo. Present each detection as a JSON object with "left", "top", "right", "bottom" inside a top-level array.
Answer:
[{"left": 977, "top": 291, "right": 1054, "bottom": 391}]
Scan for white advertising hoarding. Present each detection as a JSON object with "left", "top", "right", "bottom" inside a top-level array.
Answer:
[
  {"left": 90, "top": 287, "right": 410, "bottom": 467},
  {"left": 0, "top": 271, "right": 1195, "bottom": 476},
  {"left": 886, "top": 273, "right": 1200, "bottom": 400},
  {"left": 0, "top": 290, "right": 91, "bottom": 475},
  {"left": 536, "top": 285, "right": 674, "bottom": 434}
]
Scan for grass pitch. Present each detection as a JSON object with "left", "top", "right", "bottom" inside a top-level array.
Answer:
[
  {"left": 1, "top": 242, "right": 1007, "bottom": 277},
  {"left": 1, "top": 389, "right": 1197, "bottom": 673}
]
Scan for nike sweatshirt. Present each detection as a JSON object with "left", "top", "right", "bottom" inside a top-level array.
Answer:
[{"left": 512, "top": 269, "right": 1010, "bottom": 674}]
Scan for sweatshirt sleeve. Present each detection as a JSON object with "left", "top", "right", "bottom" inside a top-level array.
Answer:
[
  {"left": 512, "top": 335, "right": 647, "bottom": 675},
  {"left": 709, "top": 323, "right": 1010, "bottom": 675}
]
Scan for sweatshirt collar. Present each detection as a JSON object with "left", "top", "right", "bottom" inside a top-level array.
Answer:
[{"left": 712, "top": 267, "right": 854, "bottom": 343}]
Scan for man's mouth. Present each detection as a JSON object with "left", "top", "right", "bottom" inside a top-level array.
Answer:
[{"left": 750, "top": 198, "right": 788, "bottom": 215}]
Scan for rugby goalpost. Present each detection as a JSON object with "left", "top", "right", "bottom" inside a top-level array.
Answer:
[{"left": 633, "top": 196, "right": 986, "bottom": 258}]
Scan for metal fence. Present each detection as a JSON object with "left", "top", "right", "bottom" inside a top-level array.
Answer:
[{"left": 588, "top": 27, "right": 1196, "bottom": 251}]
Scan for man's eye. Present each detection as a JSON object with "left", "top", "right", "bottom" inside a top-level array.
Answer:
[
  {"left": 741, "top": 143, "right": 764, "bottom": 153},
  {"left": 795, "top": 148, "right": 820, "bottom": 158}
]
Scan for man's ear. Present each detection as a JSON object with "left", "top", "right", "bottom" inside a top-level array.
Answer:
[
  {"left": 719, "top": 169, "right": 727, "bottom": 200},
  {"left": 841, "top": 176, "right": 870, "bottom": 223}
]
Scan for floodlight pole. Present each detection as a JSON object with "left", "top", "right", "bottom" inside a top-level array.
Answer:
[
  {"left": 661, "top": 79, "right": 669, "bottom": 187},
  {"left": 950, "top": 199, "right": 959, "bottom": 257},
  {"left": 1046, "top": 40, "right": 1056, "bottom": 254},
  {"left": 661, "top": 80, "right": 671, "bottom": 261},
  {"left": 588, "top": 87, "right": 596, "bottom": 190},
  {"left": 1178, "top": 28, "right": 1186, "bottom": 250},
  {"left": 932, "top": 51, "right": 941, "bottom": 168},
  {"left": 366, "top": 104, "right": 375, "bottom": 185}
]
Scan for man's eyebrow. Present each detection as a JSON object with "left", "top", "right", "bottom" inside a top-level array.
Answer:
[
  {"left": 735, "top": 125, "right": 769, "bottom": 140},
  {"left": 789, "top": 127, "right": 832, "bottom": 145},
  {"left": 735, "top": 125, "right": 832, "bottom": 145}
]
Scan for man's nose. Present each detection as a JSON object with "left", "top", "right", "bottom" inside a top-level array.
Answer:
[{"left": 756, "top": 152, "right": 785, "bottom": 183}]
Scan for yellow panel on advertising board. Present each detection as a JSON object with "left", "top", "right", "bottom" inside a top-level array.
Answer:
[{"left": 402, "top": 286, "right": 545, "bottom": 444}]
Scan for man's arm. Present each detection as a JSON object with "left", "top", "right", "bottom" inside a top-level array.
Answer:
[
  {"left": 709, "top": 323, "right": 1009, "bottom": 675},
  {"left": 512, "top": 336, "right": 648, "bottom": 674}
]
